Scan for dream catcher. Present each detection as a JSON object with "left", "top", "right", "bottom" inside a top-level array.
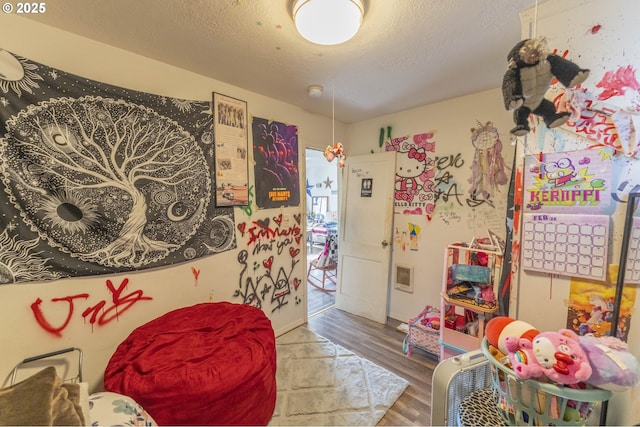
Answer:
[{"left": 468, "top": 121, "right": 509, "bottom": 201}]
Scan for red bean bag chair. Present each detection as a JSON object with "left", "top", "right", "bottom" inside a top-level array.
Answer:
[{"left": 104, "top": 302, "right": 276, "bottom": 426}]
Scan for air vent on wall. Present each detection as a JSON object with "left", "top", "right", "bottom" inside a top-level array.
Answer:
[{"left": 394, "top": 264, "right": 414, "bottom": 293}]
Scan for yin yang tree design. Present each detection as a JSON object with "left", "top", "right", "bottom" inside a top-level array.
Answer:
[{"left": 1, "top": 96, "right": 210, "bottom": 268}]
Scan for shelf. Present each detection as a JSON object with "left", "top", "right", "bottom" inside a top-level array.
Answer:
[
  {"left": 439, "top": 240, "right": 504, "bottom": 359},
  {"left": 441, "top": 292, "right": 498, "bottom": 314},
  {"left": 441, "top": 325, "right": 481, "bottom": 351}
]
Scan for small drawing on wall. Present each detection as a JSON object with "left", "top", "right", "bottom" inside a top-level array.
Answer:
[{"left": 521, "top": 213, "right": 609, "bottom": 281}]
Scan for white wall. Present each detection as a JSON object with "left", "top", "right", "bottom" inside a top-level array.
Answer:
[
  {"left": 347, "top": 1, "right": 640, "bottom": 422},
  {"left": 346, "top": 88, "right": 516, "bottom": 323},
  {"left": 512, "top": 1, "right": 640, "bottom": 424},
  {"left": 0, "top": 14, "right": 345, "bottom": 392}
]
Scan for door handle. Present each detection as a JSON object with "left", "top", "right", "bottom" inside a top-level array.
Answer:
[{"left": 381, "top": 240, "right": 389, "bottom": 248}]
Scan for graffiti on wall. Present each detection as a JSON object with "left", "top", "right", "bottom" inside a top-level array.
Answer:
[
  {"left": 234, "top": 213, "right": 303, "bottom": 312},
  {"left": 31, "top": 278, "right": 152, "bottom": 337}
]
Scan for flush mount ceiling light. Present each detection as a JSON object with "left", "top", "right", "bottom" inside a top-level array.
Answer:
[{"left": 293, "top": 0, "right": 364, "bottom": 46}]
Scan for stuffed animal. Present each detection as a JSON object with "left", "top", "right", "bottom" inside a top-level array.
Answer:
[
  {"left": 579, "top": 334, "right": 640, "bottom": 391},
  {"left": 323, "top": 142, "right": 346, "bottom": 167},
  {"left": 502, "top": 37, "right": 590, "bottom": 136},
  {"left": 506, "top": 329, "right": 592, "bottom": 385},
  {"left": 504, "top": 334, "right": 544, "bottom": 379},
  {"left": 485, "top": 316, "right": 539, "bottom": 355}
]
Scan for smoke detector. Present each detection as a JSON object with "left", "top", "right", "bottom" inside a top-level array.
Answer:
[{"left": 307, "top": 84, "right": 323, "bottom": 98}]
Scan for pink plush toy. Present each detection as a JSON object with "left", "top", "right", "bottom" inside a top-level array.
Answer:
[{"left": 506, "top": 329, "right": 592, "bottom": 385}]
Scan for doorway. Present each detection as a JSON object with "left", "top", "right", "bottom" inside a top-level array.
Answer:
[{"left": 305, "top": 148, "right": 338, "bottom": 316}]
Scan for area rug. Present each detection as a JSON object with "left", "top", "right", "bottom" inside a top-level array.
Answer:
[{"left": 269, "top": 326, "right": 409, "bottom": 426}]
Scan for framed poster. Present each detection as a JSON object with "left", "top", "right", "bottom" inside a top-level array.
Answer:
[{"left": 213, "top": 92, "right": 249, "bottom": 206}]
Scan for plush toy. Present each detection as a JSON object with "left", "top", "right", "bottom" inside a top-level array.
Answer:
[
  {"left": 579, "top": 334, "right": 640, "bottom": 391},
  {"left": 323, "top": 142, "right": 346, "bottom": 167},
  {"left": 502, "top": 37, "right": 590, "bottom": 136},
  {"left": 504, "top": 334, "right": 543, "bottom": 379},
  {"left": 485, "top": 316, "right": 539, "bottom": 355},
  {"left": 506, "top": 329, "right": 592, "bottom": 385}
]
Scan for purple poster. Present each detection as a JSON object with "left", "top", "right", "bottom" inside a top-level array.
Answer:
[{"left": 252, "top": 117, "right": 300, "bottom": 209}]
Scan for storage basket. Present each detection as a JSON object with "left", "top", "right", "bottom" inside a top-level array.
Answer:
[
  {"left": 480, "top": 337, "right": 612, "bottom": 426},
  {"left": 404, "top": 305, "right": 440, "bottom": 358}
]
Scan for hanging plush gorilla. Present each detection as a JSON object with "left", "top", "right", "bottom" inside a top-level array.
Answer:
[{"left": 502, "top": 37, "right": 589, "bottom": 136}]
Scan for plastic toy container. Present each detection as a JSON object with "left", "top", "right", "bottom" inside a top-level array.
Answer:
[{"left": 480, "top": 337, "right": 612, "bottom": 426}]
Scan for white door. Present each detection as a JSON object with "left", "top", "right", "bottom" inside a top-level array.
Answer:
[{"left": 335, "top": 151, "right": 396, "bottom": 324}]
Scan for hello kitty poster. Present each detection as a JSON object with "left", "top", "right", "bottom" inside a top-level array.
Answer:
[{"left": 385, "top": 132, "right": 436, "bottom": 216}]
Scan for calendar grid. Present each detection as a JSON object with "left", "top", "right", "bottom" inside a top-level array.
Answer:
[{"left": 522, "top": 213, "right": 609, "bottom": 281}]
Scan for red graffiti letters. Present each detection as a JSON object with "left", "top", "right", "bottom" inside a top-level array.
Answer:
[
  {"left": 31, "top": 278, "right": 152, "bottom": 337},
  {"left": 31, "top": 294, "right": 89, "bottom": 337}
]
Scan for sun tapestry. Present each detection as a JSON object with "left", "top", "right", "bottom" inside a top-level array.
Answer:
[{"left": 0, "top": 49, "right": 236, "bottom": 284}]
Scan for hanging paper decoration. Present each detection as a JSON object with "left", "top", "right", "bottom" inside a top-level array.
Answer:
[{"left": 323, "top": 142, "right": 346, "bottom": 167}]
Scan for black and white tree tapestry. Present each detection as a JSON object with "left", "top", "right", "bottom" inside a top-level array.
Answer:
[{"left": 0, "top": 49, "right": 236, "bottom": 284}]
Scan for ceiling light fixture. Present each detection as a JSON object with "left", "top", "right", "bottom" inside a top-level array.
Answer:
[{"left": 293, "top": 0, "right": 364, "bottom": 46}]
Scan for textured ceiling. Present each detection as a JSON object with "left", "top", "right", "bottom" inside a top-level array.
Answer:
[{"left": 22, "top": 0, "right": 538, "bottom": 123}]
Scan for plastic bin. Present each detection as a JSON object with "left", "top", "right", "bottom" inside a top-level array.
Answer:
[{"left": 480, "top": 337, "right": 612, "bottom": 426}]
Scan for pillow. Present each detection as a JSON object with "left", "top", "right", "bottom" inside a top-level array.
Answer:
[
  {"left": 89, "top": 392, "right": 157, "bottom": 426},
  {"left": 0, "top": 366, "right": 84, "bottom": 426},
  {"left": 77, "top": 382, "right": 91, "bottom": 426}
]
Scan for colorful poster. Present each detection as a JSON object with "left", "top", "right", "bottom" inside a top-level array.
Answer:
[
  {"left": 566, "top": 265, "right": 636, "bottom": 341},
  {"left": 251, "top": 117, "right": 300, "bottom": 209},
  {"left": 385, "top": 132, "right": 436, "bottom": 217},
  {"left": 524, "top": 149, "right": 611, "bottom": 214},
  {"left": 0, "top": 50, "right": 236, "bottom": 284}
]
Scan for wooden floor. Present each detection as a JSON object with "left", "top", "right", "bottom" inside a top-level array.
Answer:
[
  {"left": 307, "top": 281, "right": 335, "bottom": 315},
  {"left": 307, "top": 307, "right": 439, "bottom": 426},
  {"left": 307, "top": 244, "right": 335, "bottom": 315}
]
